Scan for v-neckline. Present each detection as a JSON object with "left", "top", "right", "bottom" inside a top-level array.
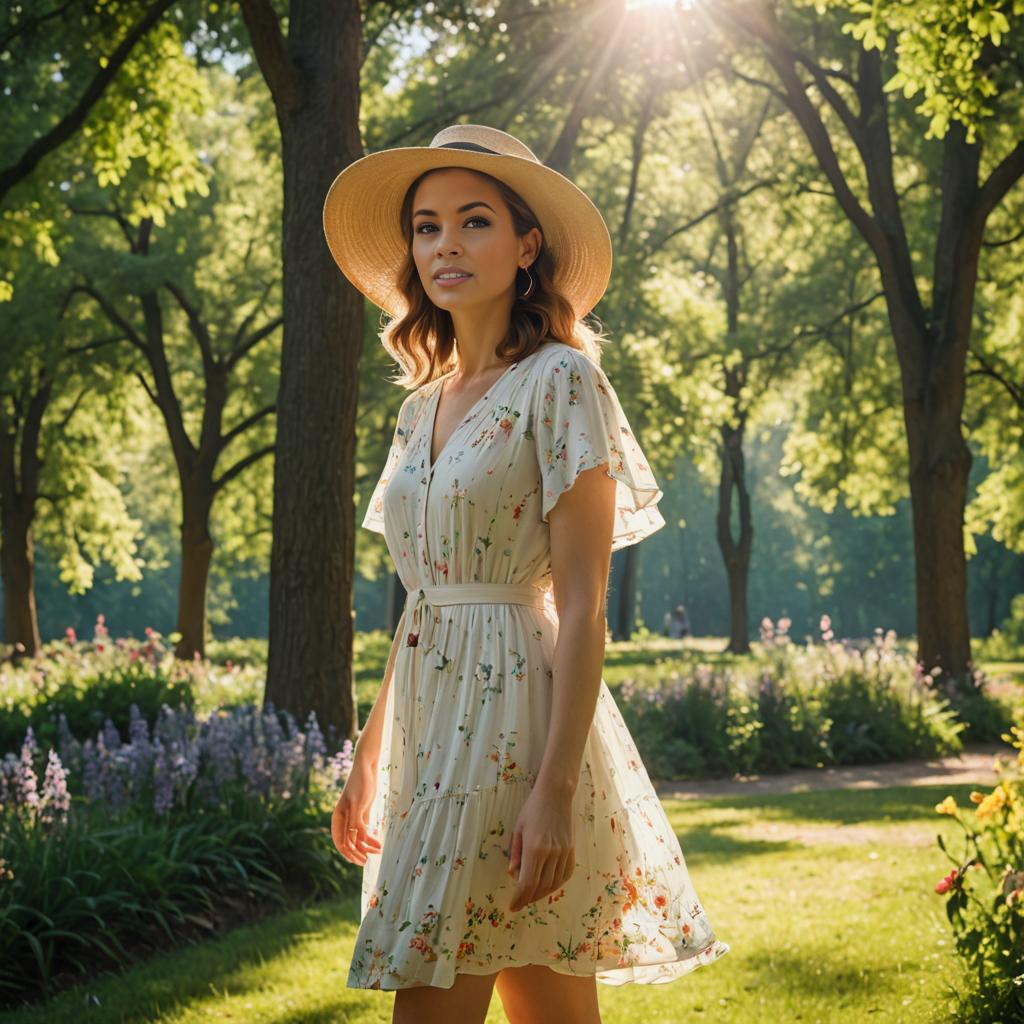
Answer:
[
  {"left": 425, "top": 360, "right": 516, "bottom": 473},
  {"left": 425, "top": 364, "right": 516, "bottom": 471},
  {"left": 423, "top": 343, "right": 559, "bottom": 473}
]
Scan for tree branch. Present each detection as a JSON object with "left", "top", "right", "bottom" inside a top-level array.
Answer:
[
  {"left": 64, "top": 334, "right": 130, "bottom": 356},
  {"left": 163, "top": 280, "right": 215, "bottom": 367},
  {"left": 57, "top": 385, "right": 91, "bottom": 433},
  {"left": 971, "top": 140, "right": 1024, "bottom": 238},
  {"left": 0, "top": 0, "right": 77, "bottom": 51},
  {"left": 238, "top": 0, "right": 304, "bottom": 114},
  {"left": 212, "top": 443, "right": 276, "bottom": 494},
  {"left": 218, "top": 403, "right": 277, "bottom": 453},
  {"left": 0, "top": 0, "right": 177, "bottom": 203},
  {"left": 227, "top": 314, "right": 283, "bottom": 370},
  {"left": 134, "top": 369, "right": 158, "bottom": 406},
  {"left": 67, "top": 202, "right": 137, "bottom": 250},
  {"left": 794, "top": 51, "right": 862, "bottom": 146},
  {"left": 229, "top": 278, "right": 275, "bottom": 356},
  {"left": 982, "top": 224, "right": 1024, "bottom": 249},
  {"left": 966, "top": 348, "right": 1024, "bottom": 409},
  {"left": 643, "top": 178, "right": 780, "bottom": 257},
  {"left": 64, "top": 283, "right": 147, "bottom": 355},
  {"left": 711, "top": 1, "right": 882, "bottom": 253}
]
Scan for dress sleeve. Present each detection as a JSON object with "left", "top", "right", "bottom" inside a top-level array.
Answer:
[
  {"left": 361, "top": 393, "right": 413, "bottom": 535},
  {"left": 532, "top": 348, "right": 666, "bottom": 551}
]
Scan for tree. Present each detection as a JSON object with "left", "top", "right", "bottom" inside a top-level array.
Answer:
[
  {"left": 0, "top": 254, "right": 144, "bottom": 656},
  {"left": 236, "top": 0, "right": 366, "bottom": 742},
  {"left": 66, "top": 66, "right": 281, "bottom": 659},
  {"left": 0, "top": 0, "right": 177, "bottom": 205},
  {"left": 708, "top": 0, "right": 1024, "bottom": 692}
]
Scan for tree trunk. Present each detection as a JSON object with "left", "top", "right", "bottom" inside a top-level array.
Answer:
[
  {"left": 0, "top": 514, "right": 41, "bottom": 658},
  {"left": 387, "top": 571, "right": 405, "bottom": 635},
  {"left": 612, "top": 544, "right": 638, "bottom": 640},
  {"left": 716, "top": 413, "right": 753, "bottom": 655},
  {"left": 174, "top": 500, "right": 215, "bottom": 659},
  {"left": 715, "top": 209, "right": 752, "bottom": 654},
  {"left": 243, "top": 0, "right": 365, "bottom": 745},
  {"left": 899, "top": 318, "right": 974, "bottom": 689},
  {"left": 0, "top": 376, "right": 51, "bottom": 658}
]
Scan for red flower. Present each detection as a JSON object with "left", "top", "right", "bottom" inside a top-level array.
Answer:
[{"left": 654, "top": 894, "right": 667, "bottom": 908}]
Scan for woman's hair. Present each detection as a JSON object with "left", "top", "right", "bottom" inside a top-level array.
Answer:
[{"left": 379, "top": 167, "right": 607, "bottom": 389}]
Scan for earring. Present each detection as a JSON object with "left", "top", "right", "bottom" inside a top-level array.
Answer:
[{"left": 517, "top": 264, "right": 535, "bottom": 300}]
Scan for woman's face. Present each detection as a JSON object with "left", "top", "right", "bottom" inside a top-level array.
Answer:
[{"left": 410, "top": 167, "right": 540, "bottom": 313}]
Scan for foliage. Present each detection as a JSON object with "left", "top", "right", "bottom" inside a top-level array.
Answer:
[
  {"left": 824, "top": 0, "right": 1024, "bottom": 140},
  {"left": 976, "top": 594, "right": 1024, "bottom": 662},
  {"left": 931, "top": 718, "right": 1024, "bottom": 1021},
  {"left": 0, "top": 619, "right": 199, "bottom": 756},
  {"left": 0, "top": 4, "right": 212, "bottom": 301},
  {"left": 0, "top": 699, "right": 357, "bottom": 1004},
  {"left": 613, "top": 615, "right": 1004, "bottom": 780},
  {"left": 0, "top": 252, "right": 148, "bottom": 598}
]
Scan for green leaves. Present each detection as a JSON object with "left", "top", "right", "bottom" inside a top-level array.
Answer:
[{"left": 826, "top": 0, "right": 1024, "bottom": 141}]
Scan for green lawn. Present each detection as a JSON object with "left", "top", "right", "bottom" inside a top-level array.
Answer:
[{"left": 1, "top": 781, "right": 979, "bottom": 1023}]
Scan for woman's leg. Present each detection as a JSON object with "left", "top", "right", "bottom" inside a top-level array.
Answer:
[
  {"left": 495, "top": 964, "right": 602, "bottom": 1024},
  {"left": 392, "top": 970, "right": 499, "bottom": 1024}
]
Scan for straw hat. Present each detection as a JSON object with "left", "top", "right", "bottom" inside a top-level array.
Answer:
[{"left": 322, "top": 124, "right": 613, "bottom": 321}]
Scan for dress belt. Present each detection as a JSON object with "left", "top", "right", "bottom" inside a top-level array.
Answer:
[{"left": 403, "top": 582, "right": 550, "bottom": 647}]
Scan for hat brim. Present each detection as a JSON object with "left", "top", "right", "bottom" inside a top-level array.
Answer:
[{"left": 322, "top": 146, "right": 612, "bottom": 321}]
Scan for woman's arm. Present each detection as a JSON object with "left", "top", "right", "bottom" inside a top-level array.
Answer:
[
  {"left": 507, "top": 462, "right": 616, "bottom": 911},
  {"left": 536, "top": 464, "right": 616, "bottom": 793},
  {"left": 332, "top": 606, "right": 405, "bottom": 864}
]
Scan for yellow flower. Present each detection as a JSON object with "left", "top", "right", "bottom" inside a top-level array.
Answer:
[
  {"left": 977, "top": 785, "right": 1008, "bottom": 821},
  {"left": 935, "top": 796, "right": 959, "bottom": 816},
  {"left": 969, "top": 791, "right": 984, "bottom": 804}
]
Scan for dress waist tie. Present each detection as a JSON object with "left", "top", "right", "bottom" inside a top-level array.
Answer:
[{"left": 403, "top": 582, "right": 550, "bottom": 647}]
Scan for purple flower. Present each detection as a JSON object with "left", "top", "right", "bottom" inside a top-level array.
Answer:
[
  {"left": 18, "top": 733, "right": 40, "bottom": 814},
  {"left": 152, "top": 739, "right": 174, "bottom": 815},
  {"left": 304, "top": 711, "right": 327, "bottom": 770},
  {"left": 102, "top": 718, "right": 122, "bottom": 751},
  {"left": 40, "top": 749, "right": 70, "bottom": 827}
]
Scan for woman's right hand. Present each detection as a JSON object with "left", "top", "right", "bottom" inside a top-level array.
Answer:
[{"left": 331, "top": 755, "right": 383, "bottom": 866}]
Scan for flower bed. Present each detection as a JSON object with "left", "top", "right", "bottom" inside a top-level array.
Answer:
[
  {"left": 0, "top": 701, "right": 357, "bottom": 1008},
  {"left": 613, "top": 617, "right": 1009, "bottom": 780},
  {"left": 932, "top": 718, "right": 1024, "bottom": 1023}
]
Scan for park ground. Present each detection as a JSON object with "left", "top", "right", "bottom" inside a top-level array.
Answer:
[{"left": 0, "top": 740, "right": 1011, "bottom": 1024}]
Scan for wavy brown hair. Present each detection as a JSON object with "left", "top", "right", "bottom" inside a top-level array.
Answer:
[{"left": 379, "top": 167, "right": 607, "bottom": 389}]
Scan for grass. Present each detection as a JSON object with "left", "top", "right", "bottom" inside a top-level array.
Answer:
[{"left": 0, "top": 781, "right": 980, "bottom": 1023}]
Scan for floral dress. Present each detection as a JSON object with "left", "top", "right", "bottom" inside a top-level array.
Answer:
[{"left": 349, "top": 342, "right": 730, "bottom": 990}]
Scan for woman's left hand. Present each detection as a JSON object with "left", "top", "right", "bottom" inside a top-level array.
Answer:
[{"left": 507, "top": 784, "right": 576, "bottom": 912}]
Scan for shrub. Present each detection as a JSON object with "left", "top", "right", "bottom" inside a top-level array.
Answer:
[
  {"left": 0, "top": 618, "right": 274, "bottom": 759},
  {"left": 975, "top": 594, "right": 1024, "bottom": 663},
  {"left": 615, "top": 617, "right": 971, "bottom": 779}
]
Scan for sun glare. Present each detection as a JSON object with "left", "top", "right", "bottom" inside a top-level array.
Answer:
[{"left": 626, "top": 0, "right": 691, "bottom": 11}]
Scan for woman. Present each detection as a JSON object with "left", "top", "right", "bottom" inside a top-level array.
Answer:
[{"left": 323, "top": 124, "right": 729, "bottom": 1024}]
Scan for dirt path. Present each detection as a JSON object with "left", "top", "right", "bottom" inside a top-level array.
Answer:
[{"left": 652, "top": 741, "right": 1018, "bottom": 801}]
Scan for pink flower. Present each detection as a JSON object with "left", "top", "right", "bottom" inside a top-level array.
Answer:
[{"left": 935, "top": 868, "right": 959, "bottom": 894}]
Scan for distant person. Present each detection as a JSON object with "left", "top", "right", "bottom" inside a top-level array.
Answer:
[{"left": 664, "top": 603, "right": 691, "bottom": 639}]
